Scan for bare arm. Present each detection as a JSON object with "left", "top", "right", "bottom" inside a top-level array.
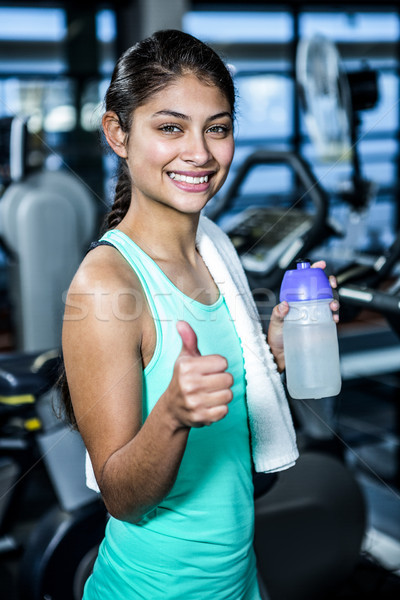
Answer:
[{"left": 62, "top": 248, "right": 233, "bottom": 523}]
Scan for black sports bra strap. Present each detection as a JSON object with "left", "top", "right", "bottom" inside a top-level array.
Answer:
[{"left": 86, "top": 240, "right": 114, "bottom": 254}]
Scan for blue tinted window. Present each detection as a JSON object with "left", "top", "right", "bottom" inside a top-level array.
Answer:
[
  {"left": 183, "top": 11, "right": 293, "bottom": 42},
  {"left": 187, "top": 8, "right": 400, "bottom": 250},
  {"left": 360, "top": 73, "right": 399, "bottom": 134},
  {"left": 300, "top": 12, "right": 400, "bottom": 42},
  {"left": 0, "top": 8, "right": 66, "bottom": 41},
  {"left": 0, "top": 59, "right": 66, "bottom": 75},
  {"left": 96, "top": 9, "right": 116, "bottom": 43},
  {"left": 235, "top": 74, "right": 293, "bottom": 140}
]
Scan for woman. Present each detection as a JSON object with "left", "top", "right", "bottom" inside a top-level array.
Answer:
[{"left": 61, "top": 29, "right": 337, "bottom": 599}]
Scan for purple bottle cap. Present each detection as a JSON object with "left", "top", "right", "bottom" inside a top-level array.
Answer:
[{"left": 279, "top": 259, "right": 333, "bottom": 302}]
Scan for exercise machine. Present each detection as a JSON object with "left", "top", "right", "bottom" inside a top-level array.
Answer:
[
  {"left": 0, "top": 115, "right": 98, "bottom": 352},
  {"left": 0, "top": 116, "right": 106, "bottom": 598},
  {"left": 209, "top": 149, "right": 335, "bottom": 294},
  {"left": 0, "top": 349, "right": 107, "bottom": 600}
]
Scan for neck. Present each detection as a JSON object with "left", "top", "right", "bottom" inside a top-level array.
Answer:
[{"left": 117, "top": 201, "right": 201, "bottom": 264}]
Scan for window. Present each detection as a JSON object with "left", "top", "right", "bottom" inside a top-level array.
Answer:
[
  {"left": 185, "top": 8, "right": 400, "bottom": 255},
  {"left": 0, "top": 6, "right": 117, "bottom": 203},
  {"left": 183, "top": 11, "right": 292, "bottom": 43}
]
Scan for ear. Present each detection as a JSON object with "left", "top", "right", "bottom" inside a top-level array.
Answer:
[{"left": 102, "top": 111, "right": 128, "bottom": 158}]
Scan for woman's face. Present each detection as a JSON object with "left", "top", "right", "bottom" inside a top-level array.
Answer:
[{"left": 122, "top": 74, "right": 235, "bottom": 215}]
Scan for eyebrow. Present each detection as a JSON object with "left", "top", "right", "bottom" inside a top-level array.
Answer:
[{"left": 152, "top": 110, "right": 232, "bottom": 122}]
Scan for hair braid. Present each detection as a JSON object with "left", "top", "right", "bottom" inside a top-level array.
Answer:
[{"left": 102, "top": 161, "right": 132, "bottom": 232}]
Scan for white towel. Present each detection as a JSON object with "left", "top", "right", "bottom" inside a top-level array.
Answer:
[{"left": 196, "top": 215, "right": 298, "bottom": 473}]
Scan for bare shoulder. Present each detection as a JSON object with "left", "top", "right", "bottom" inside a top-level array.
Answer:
[
  {"left": 65, "top": 243, "right": 144, "bottom": 324},
  {"left": 68, "top": 243, "right": 140, "bottom": 295},
  {"left": 62, "top": 244, "right": 146, "bottom": 471},
  {"left": 62, "top": 243, "right": 146, "bottom": 381}
]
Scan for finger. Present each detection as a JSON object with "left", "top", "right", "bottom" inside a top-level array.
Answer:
[
  {"left": 270, "top": 301, "right": 289, "bottom": 322},
  {"left": 330, "top": 299, "right": 339, "bottom": 312},
  {"left": 202, "top": 371, "right": 234, "bottom": 392},
  {"left": 330, "top": 299, "right": 340, "bottom": 323},
  {"left": 176, "top": 320, "right": 200, "bottom": 357},
  {"left": 310, "top": 260, "right": 326, "bottom": 269},
  {"left": 191, "top": 404, "right": 229, "bottom": 427},
  {"left": 197, "top": 388, "right": 233, "bottom": 410},
  {"left": 187, "top": 388, "right": 233, "bottom": 410},
  {"left": 178, "top": 354, "right": 228, "bottom": 375},
  {"left": 329, "top": 274, "right": 337, "bottom": 289},
  {"left": 207, "top": 404, "right": 229, "bottom": 423},
  {"left": 184, "top": 388, "right": 232, "bottom": 427},
  {"left": 207, "top": 387, "right": 233, "bottom": 405}
]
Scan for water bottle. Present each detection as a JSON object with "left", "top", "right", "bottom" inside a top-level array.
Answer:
[{"left": 279, "top": 259, "right": 341, "bottom": 399}]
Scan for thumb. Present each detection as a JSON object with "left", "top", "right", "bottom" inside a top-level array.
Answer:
[{"left": 176, "top": 321, "right": 201, "bottom": 357}]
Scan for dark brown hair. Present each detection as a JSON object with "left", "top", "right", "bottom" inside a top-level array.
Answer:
[
  {"left": 58, "top": 29, "right": 236, "bottom": 428},
  {"left": 102, "top": 28, "right": 235, "bottom": 233}
]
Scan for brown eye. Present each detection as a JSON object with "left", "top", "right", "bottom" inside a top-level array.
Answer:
[
  {"left": 207, "top": 125, "right": 230, "bottom": 134},
  {"left": 160, "top": 124, "right": 181, "bottom": 133}
]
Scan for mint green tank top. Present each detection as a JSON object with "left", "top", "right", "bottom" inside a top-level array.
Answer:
[{"left": 83, "top": 229, "right": 261, "bottom": 600}]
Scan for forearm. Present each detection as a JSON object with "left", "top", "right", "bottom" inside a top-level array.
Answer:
[
  {"left": 90, "top": 322, "right": 232, "bottom": 524},
  {"left": 99, "top": 397, "right": 190, "bottom": 524}
]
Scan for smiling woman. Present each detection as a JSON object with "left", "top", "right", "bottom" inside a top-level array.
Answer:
[
  {"left": 58, "top": 29, "right": 300, "bottom": 600},
  {"left": 102, "top": 73, "right": 234, "bottom": 217}
]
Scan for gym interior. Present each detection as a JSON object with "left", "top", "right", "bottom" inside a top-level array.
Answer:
[{"left": 0, "top": 1, "right": 400, "bottom": 598}]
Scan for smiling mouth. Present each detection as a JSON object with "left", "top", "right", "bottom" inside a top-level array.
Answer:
[{"left": 168, "top": 172, "right": 209, "bottom": 184}]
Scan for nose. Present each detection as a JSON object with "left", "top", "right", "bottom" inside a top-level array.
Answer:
[{"left": 180, "top": 131, "right": 212, "bottom": 166}]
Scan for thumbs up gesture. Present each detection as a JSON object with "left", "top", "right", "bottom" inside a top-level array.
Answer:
[
  {"left": 164, "top": 321, "right": 233, "bottom": 429},
  {"left": 176, "top": 320, "right": 201, "bottom": 358}
]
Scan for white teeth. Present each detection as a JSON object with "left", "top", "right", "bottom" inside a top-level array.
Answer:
[{"left": 169, "top": 173, "right": 209, "bottom": 184}]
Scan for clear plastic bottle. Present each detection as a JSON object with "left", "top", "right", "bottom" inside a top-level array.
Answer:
[{"left": 280, "top": 259, "right": 341, "bottom": 399}]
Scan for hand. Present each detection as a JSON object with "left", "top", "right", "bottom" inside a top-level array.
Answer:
[
  {"left": 163, "top": 321, "right": 233, "bottom": 429},
  {"left": 267, "top": 260, "right": 340, "bottom": 372}
]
